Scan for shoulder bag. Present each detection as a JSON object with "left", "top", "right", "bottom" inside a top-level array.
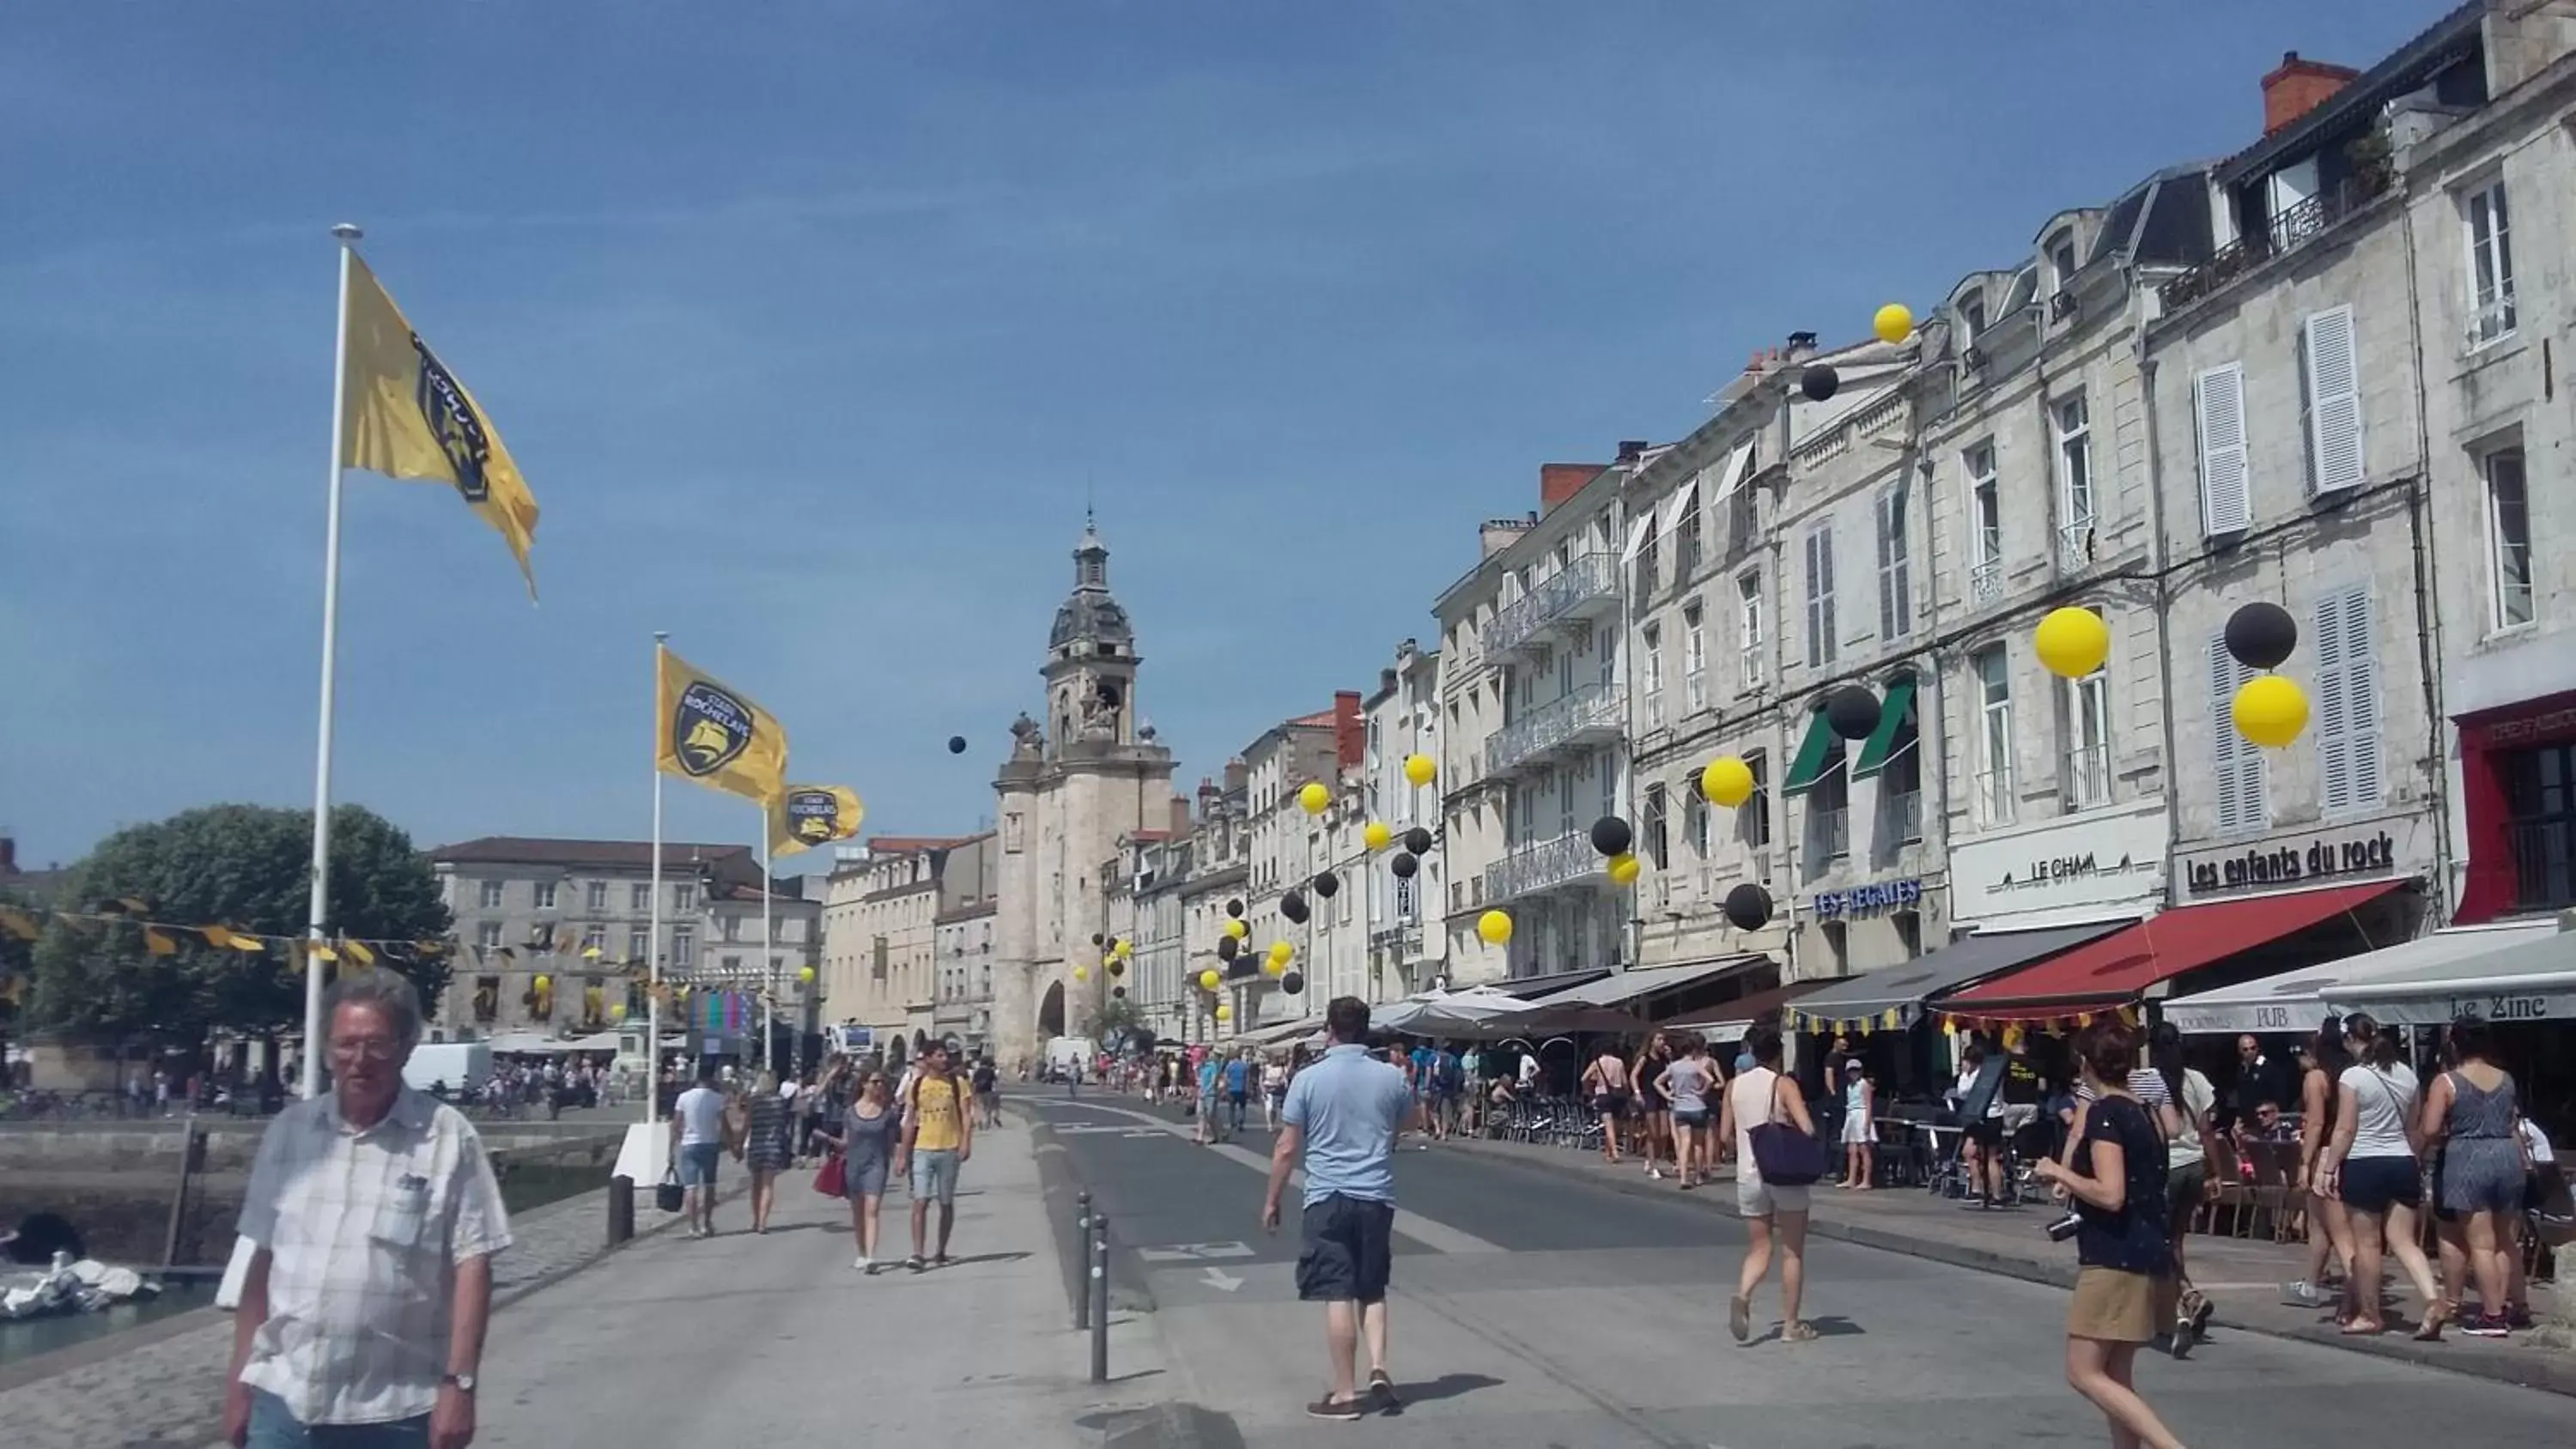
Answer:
[{"left": 1746, "top": 1071, "right": 1828, "bottom": 1186}]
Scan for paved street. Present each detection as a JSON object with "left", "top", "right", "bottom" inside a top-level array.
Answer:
[{"left": 1030, "top": 1092, "right": 2576, "bottom": 1447}]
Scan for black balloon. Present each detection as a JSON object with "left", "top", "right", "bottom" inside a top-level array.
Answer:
[
  {"left": 1218, "top": 936, "right": 1239, "bottom": 961},
  {"left": 1281, "top": 891, "right": 1309, "bottom": 925},
  {"left": 1801, "top": 365, "right": 1839, "bottom": 402},
  {"left": 1825, "top": 684, "right": 1881, "bottom": 742},
  {"left": 1280, "top": 970, "right": 1305, "bottom": 995},
  {"left": 1107, "top": 958, "right": 1126, "bottom": 978},
  {"left": 1226, "top": 898, "right": 1245, "bottom": 919},
  {"left": 1391, "top": 851, "right": 1419, "bottom": 879},
  {"left": 1090, "top": 933, "right": 1104, "bottom": 947},
  {"left": 2225, "top": 601, "right": 2299, "bottom": 671},
  {"left": 1312, "top": 871, "right": 1340, "bottom": 899},
  {"left": 1403, "top": 826, "right": 1434, "bottom": 855},
  {"left": 947, "top": 736, "right": 967, "bottom": 755},
  {"left": 1590, "top": 815, "right": 1633, "bottom": 858},
  {"left": 1112, "top": 985, "right": 1127, "bottom": 999},
  {"left": 1723, "top": 882, "right": 1773, "bottom": 932}
]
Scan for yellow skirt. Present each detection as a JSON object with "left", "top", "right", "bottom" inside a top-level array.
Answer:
[{"left": 2067, "top": 1267, "right": 2167, "bottom": 1343}]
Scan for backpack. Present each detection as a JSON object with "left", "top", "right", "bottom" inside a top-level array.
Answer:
[{"left": 1436, "top": 1052, "right": 1462, "bottom": 1092}]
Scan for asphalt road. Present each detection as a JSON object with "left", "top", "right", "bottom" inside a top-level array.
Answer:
[{"left": 1030, "top": 1091, "right": 2576, "bottom": 1449}]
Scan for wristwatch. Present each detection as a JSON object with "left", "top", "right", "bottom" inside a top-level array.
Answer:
[{"left": 440, "top": 1373, "right": 477, "bottom": 1393}]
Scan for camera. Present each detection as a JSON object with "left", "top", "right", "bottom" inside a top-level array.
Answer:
[{"left": 2044, "top": 1211, "right": 2083, "bottom": 1243}]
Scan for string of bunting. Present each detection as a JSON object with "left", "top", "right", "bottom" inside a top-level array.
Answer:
[
  {"left": 0, "top": 904, "right": 450, "bottom": 971},
  {"left": 1783, "top": 1003, "right": 2143, "bottom": 1043}
]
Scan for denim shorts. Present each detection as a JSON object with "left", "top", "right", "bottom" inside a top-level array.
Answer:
[
  {"left": 910, "top": 1148, "right": 961, "bottom": 1203},
  {"left": 248, "top": 1387, "right": 427, "bottom": 1447},
  {"left": 678, "top": 1143, "right": 722, "bottom": 1188}
]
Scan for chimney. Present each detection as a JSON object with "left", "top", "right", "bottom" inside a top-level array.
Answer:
[
  {"left": 1785, "top": 331, "right": 1819, "bottom": 363},
  {"left": 0, "top": 834, "right": 14, "bottom": 876},
  {"left": 1539, "top": 463, "right": 1602, "bottom": 513},
  {"left": 1169, "top": 793, "right": 1193, "bottom": 839},
  {"left": 1196, "top": 775, "right": 1219, "bottom": 803},
  {"left": 2262, "top": 51, "right": 2359, "bottom": 136},
  {"left": 1380, "top": 665, "right": 1400, "bottom": 694},
  {"left": 1334, "top": 689, "right": 1365, "bottom": 771},
  {"left": 1223, "top": 756, "right": 1249, "bottom": 796}
]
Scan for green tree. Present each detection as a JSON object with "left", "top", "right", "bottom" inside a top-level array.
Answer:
[
  {"left": 1082, "top": 992, "right": 1149, "bottom": 1052},
  {"left": 27, "top": 803, "right": 452, "bottom": 1051}
]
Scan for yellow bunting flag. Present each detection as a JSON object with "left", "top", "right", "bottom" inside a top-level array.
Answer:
[
  {"left": 112, "top": 896, "right": 151, "bottom": 916},
  {"left": 309, "top": 941, "right": 339, "bottom": 963},
  {"left": 201, "top": 925, "right": 238, "bottom": 949},
  {"left": 143, "top": 926, "right": 178, "bottom": 956},
  {"left": 655, "top": 648, "right": 789, "bottom": 804},
  {"left": 770, "top": 784, "right": 865, "bottom": 856},
  {"left": 226, "top": 931, "right": 267, "bottom": 953},
  {"left": 340, "top": 255, "right": 541, "bottom": 596},
  {"left": 0, "top": 907, "right": 40, "bottom": 941},
  {"left": 343, "top": 938, "right": 376, "bottom": 967}
]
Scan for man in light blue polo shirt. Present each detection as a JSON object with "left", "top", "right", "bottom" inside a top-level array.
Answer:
[{"left": 1261, "top": 996, "right": 1413, "bottom": 1422}]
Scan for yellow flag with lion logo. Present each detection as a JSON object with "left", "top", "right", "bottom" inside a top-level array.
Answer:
[
  {"left": 769, "top": 785, "right": 864, "bottom": 856},
  {"left": 655, "top": 649, "right": 788, "bottom": 804}
]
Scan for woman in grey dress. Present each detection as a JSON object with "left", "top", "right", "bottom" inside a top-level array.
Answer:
[
  {"left": 744, "top": 1070, "right": 793, "bottom": 1234},
  {"left": 815, "top": 1070, "right": 902, "bottom": 1273},
  {"left": 2420, "top": 1016, "right": 2524, "bottom": 1337}
]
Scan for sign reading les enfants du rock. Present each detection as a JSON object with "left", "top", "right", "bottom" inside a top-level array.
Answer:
[{"left": 2177, "top": 814, "right": 2427, "bottom": 902}]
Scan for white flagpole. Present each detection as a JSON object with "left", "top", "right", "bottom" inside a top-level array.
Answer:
[
  {"left": 758, "top": 810, "right": 774, "bottom": 1077},
  {"left": 301, "top": 223, "right": 362, "bottom": 1100},
  {"left": 647, "top": 631, "right": 667, "bottom": 1126}
]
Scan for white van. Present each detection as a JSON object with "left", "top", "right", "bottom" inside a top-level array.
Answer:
[{"left": 403, "top": 1041, "right": 491, "bottom": 1097}]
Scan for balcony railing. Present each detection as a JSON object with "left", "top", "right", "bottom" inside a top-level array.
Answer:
[
  {"left": 2058, "top": 518, "right": 2097, "bottom": 572},
  {"left": 1808, "top": 807, "right": 1849, "bottom": 868},
  {"left": 1890, "top": 789, "right": 1923, "bottom": 845},
  {"left": 2469, "top": 285, "right": 2519, "bottom": 350},
  {"left": 1685, "top": 670, "right": 1707, "bottom": 714},
  {"left": 1484, "top": 682, "right": 1625, "bottom": 777},
  {"left": 1482, "top": 829, "right": 1608, "bottom": 901},
  {"left": 1969, "top": 555, "right": 2005, "bottom": 606},
  {"left": 1483, "top": 552, "right": 1620, "bottom": 658},
  {"left": 1972, "top": 768, "right": 2015, "bottom": 828},
  {"left": 2159, "top": 172, "right": 2389, "bottom": 312},
  {"left": 2065, "top": 743, "right": 2112, "bottom": 811}
]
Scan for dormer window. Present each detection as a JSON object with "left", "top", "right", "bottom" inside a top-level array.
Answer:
[
  {"left": 2048, "top": 231, "right": 2080, "bottom": 292},
  {"left": 1959, "top": 292, "right": 1987, "bottom": 338}
]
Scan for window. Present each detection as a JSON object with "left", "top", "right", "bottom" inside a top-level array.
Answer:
[
  {"left": 2484, "top": 447, "right": 2533, "bottom": 629},
  {"left": 533, "top": 882, "right": 556, "bottom": 910},
  {"left": 1741, "top": 752, "right": 1771, "bottom": 855},
  {"left": 2056, "top": 394, "right": 2095, "bottom": 541},
  {"left": 1893, "top": 910, "right": 1923, "bottom": 958},
  {"left": 1634, "top": 517, "right": 1659, "bottom": 597},
  {"left": 1882, "top": 689, "right": 1923, "bottom": 846},
  {"left": 1959, "top": 293, "right": 1987, "bottom": 338},
  {"left": 673, "top": 882, "right": 696, "bottom": 911},
  {"left": 628, "top": 926, "right": 649, "bottom": 961},
  {"left": 1683, "top": 603, "right": 1707, "bottom": 712},
  {"left": 2464, "top": 179, "right": 2516, "bottom": 346},
  {"left": 1974, "top": 646, "right": 2014, "bottom": 827},
  {"left": 2300, "top": 306, "right": 2363, "bottom": 494},
  {"left": 2192, "top": 362, "right": 2250, "bottom": 536},
  {"left": 672, "top": 926, "right": 696, "bottom": 968},
  {"left": 1876, "top": 484, "right": 1911, "bottom": 640},
  {"left": 477, "top": 880, "right": 504, "bottom": 910},
  {"left": 2314, "top": 585, "right": 2383, "bottom": 815},
  {"left": 2066, "top": 655, "right": 2112, "bottom": 811},
  {"left": 720, "top": 955, "right": 742, "bottom": 973},
  {"left": 1736, "top": 571, "right": 1764, "bottom": 688},
  {"left": 1803, "top": 524, "right": 1836, "bottom": 667},
  {"left": 1641, "top": 623, "right": 1663, "bottom": 726},
  {"left": 2049, "top": 230, "right": 2080, "bottom": 292},
  {"left": 631, "top": 882, "right": 650, "bottom": 912},
  {"left": 1686, "top": 787, "right": 1710, "bottom": 859},
  {"left": 1965, "top": 443, "right": 2002, "bottom": 603},
  {"left": 476, "top": 920, "right": 503, "bottom": 950},
  {"left": 1675, "top": 489, "right": 1703, "bottom": 583},
  {"left": 471, "top": 976, "right": 500, "bottom": 1023},
  {"left": 1819, "top": 919, "right": 1847, "bottom": 973},
  {"left": 1643, "top": 783, "right": 1668, "bottom": 870},
  {"left": 1807, "top": 755, "right": 1850, "bottom": 868},
  {"left": 2502, "top": 744, "right": 2576, "bottom": 911},
  {"left": 2208, "top": 635, "right": 2269, "bottom": 834}
]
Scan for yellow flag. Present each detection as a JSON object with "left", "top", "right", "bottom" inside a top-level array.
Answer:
[
  {"left": 769, "top": 784, "right": 863, "bottom": 856},
  {"left": 340, "top": 255, "right": 540, "bottom": 597},
  {"left": 655, "top": 648, "right": 788, "bottom": 804}
]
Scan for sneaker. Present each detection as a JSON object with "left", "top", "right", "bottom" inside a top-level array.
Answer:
[
  {"left": 1728, "top": 1294, "right": 1752, "bottom": 1344},
  {"left": 2460, "top": 1313, "right": 2512, "bottom": 1338},
  {"left": 905, "top": 1255, "right": 927, "bottom": 1273},
  {"left": 1647, "top": 1165, "right": 1662, "bottom": 1179},
  {"left": 854, "top": 1255, "right": 872, "bottom": 1271},
  {"left": 1306, "top": 1396, "right": 1365, "bottom": 1422},
  {"left": 1369, "top": 1368, "right": 1401, "bottom": 1415},
  {"left": 2280, "top": 1280, "right": 2324, "bottom": 1309},
  {"left": 2506, "top": 1304, "right": 2537, "bottom": 1331}
]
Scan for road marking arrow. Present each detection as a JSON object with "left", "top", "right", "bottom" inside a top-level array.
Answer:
[
  {"left": 1200, "top": 1266, "right": 1244, "bottom": 1292},
  {"left": 1136, "top": 1240, "right": 1255, "bottom": 1262}
]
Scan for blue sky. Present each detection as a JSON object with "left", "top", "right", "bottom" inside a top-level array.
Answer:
[{"left": 1, "top": 1, "right": 2445, "bottom": 871}]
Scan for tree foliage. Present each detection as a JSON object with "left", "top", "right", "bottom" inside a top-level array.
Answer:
[
  {"left": 1082, "top": 993, "right": 1150, "bottom": 1052},
  {"left": 26, "top": 803, "right": 451, "bottom": 1047}
]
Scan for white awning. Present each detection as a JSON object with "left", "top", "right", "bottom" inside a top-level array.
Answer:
[
  {"left": 1709, "top": 440, "right": 1754, "bottom": 503},
  {"left": 1619, "top": 512, "right": 1656, "bottom": 563},
  {"left": 2163, "top": 920, "right": 2557, "bottom": 1035},
  {"left": 1523, "top": 955, "right": 1765, "bottom": 1009},
  {"left": 1658, "top": 475, "right": 1697, "bottom": 534},
  {"left": 2322, "top": 919, "right": 2576, "bottom": 1027}
]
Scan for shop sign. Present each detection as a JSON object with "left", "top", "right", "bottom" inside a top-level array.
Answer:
[
  {"left": 1810, "top": 877, "right": 1923, "bottom": 919},
  {"left": 2461, "top": 694, "right": 2576, "bottom": 750},
  {"left": 1950, "top": 803, "right": 2169, "bottom": 924},
  {"left": 2324, "top": 988, "right": 2575, "bottom": 1028},
  {"left": 2176, "top": 813, "right": 2428, "bottom": 902}
]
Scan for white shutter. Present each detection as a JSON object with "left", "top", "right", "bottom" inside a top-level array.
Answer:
[
  {"left": 2303, "top": 307, "right": 2364, "bottom": 494},
  {"left": 2338, "top": 587, "right": 2380, "bottom": 809},
  {"left": 2195, "top": 363, "right": 2251, "bottom": 535},
  {"left": 2209, "top": 634, "right": 2269, "bottom": 833},
  {"left": 2314, "top": 591, "right": 2354, "bottom": 815}
]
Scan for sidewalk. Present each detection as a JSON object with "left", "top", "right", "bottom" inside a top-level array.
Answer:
[{"left": 1437, "top": 1133, "right": 2576, "bottom": 1397}]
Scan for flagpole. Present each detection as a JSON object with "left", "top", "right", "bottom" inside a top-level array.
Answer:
[
  {"left": 647, "top": 631, "right": 667, "bottom": 1127},
  {"left": 758, "top": 809, "right": 774, "bottom": 1078},
  {"left": 301, "top": 223, "right": 362, "bottom": 1100}
]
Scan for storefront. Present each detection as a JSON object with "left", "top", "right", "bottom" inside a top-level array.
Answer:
[
  {"left": 2453, "top": 689, "right": 2576, "bottom": 925},
  {"left": 2324, "top": 920, "right": 2576, "bottom": 1147},
  {"left": 2162, "top": 919, "right": 2559, "bottom": 1036},
  {"left": 1947, "top": 798, "right": 2169, "bottom": 932}
]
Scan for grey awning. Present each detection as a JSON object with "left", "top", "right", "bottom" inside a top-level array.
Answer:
[{"left": 1785, "top": 921, "right": 2129, "bottom": 1031}]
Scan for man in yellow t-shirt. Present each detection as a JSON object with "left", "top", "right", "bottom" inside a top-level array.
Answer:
[{"left": 896, "top": 1041, "right": 975, "bottom": 1270}]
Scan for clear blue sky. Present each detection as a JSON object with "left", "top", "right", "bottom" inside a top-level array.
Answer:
[{"left": 1, "top": 1, "right": 2443, "bottom": 871}]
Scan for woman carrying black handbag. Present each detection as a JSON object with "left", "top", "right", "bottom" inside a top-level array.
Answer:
[{"left": 1717, "top": 1021, "right": 1821, "bottom": 1343}]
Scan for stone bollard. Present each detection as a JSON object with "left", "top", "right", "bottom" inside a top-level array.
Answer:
[{"left": 607, "top": 1174, "right": 635, "bottom": 1247}]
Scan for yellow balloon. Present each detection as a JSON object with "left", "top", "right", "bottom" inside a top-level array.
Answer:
[
  {"left": 1215, "top": 1003, "right": 1233, "bottom": 1023},
  {"left": 1403, "top": 753, "right": 1437, "bottom": 788},
  {"left": 1268, "top": 939, "right": 1293, "bottom": 964},
  {"left": 1607, "top": 852, "right": 1642, "bottom": 886},
  {"left": 1116, "top": 939, "right": 1133, "bottom": 958},
  {"left": 2233, "top": 674, "right": 2311, "bottom": 749},
  {"left": 532, "top": 973, "right": 550, "bottom": 991},
  {"left": 798, "top": 965, "right": 817, "bottom": 984},
  {"left": 609, "top": 1003, "right": 627, "bottom": 1021},
  {"left": 1363, "top": 820, "right": 1392, "bottom": 852},
  {"left": 1073, "top": 966, "right": 1089, "bottom": 982},
  {"left": 1699, "top": 755, "right": 1754, "bottom": 808},
  {"left": 1476, "top": 909, "right": 1512, "bottom": 946},
  {"left": 1224, "top": 918, "right": 1249, "bottom": 940},
  {"left": 1263, "top": 956, "right": 1285, "bottom": 978},
  {"left": 1298, "top": 781, "right": 1331, "bottom": 815},
  {"left": 2034, "top": 606, "right": 2111, "bottom": 680},
  {"left": 1873, "top": 301, "right": 1914, "bottom": 345},
  {"left": 1200, "top": 968, "right": 1222, "bottom": 991}
]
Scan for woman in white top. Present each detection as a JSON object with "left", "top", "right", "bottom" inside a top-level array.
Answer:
[
  {"left": 2318, "top": 1013, "right": 2445, "bottom": 1337},
  {"left": 1261, "top": 1056, "right": 1291, "bottom": 1131},
  {"left": 1716, "top": 1021, "right": 1818, "bottom": 1343}
]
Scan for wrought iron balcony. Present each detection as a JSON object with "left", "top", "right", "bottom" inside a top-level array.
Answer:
[
  {"left": 1482, "top": 829, "right": 1608, "bottom": 902},
  {"left": 2159, "top": 173, "right": 2388, "bottom": 312},
  {"left": 1972, "top": 768, "right": 2015, "bottom": 828},
  {"left": 1482, "top": 552, "right": 1621, "bottom": 658},
  {"left": 2057, "top": 519, "right": 2098, "bottom": 572},
  {"left": 1483, "top": 682, "right": 1625, "bottom": 777},
  {"left": 1969, "top": 555, "right": 2005, "bottom": 606},
  {"left": 2064, "top": 743, "right": 2113, "bottom": 812},
  {"left": 1890, "top": 789, "right": 1923, "bottom": 846}
]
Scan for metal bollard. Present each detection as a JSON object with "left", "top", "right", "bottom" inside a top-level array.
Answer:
[
  {"left": 1089, "top": 1213, "right": 1109, "bottom": 1383},
  {"left": 606, "top": 1174, "right": 635, "bottom": 1246},
  {"left": 1073, "top": 1191, "right": 1093, "bottom": 1330}
]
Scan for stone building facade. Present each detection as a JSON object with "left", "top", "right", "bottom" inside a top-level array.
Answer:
[{"left": 1362, "top": 639, "right": 1443, "bottom": 999}]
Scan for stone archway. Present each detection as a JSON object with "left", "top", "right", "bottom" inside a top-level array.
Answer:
[{"left": 1037, "top": 979, "right": 1066, "bottom": 1041}]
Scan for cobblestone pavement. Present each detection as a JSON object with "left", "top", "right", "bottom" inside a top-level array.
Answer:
[{"left": 0, "top": 1177, "right": 741, "bottom": 1449}]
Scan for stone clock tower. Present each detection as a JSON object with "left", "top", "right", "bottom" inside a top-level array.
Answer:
[{"left": 992, "top": 518, "right": 1177, "bottom": 1070}]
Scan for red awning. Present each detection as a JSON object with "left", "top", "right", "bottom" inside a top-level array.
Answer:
[{"left": 1934, "top": 881, "right": 2407, "bottom": 1022}]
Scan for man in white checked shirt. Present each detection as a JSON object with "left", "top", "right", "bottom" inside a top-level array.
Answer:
[{"left": 223, "top": 969, "right": 512, "bottom": 1449}]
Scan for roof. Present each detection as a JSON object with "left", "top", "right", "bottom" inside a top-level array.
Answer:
[
  {"left": 2213, "top": 0, "right": 2487, "bottom": 188},
  {"left": 862, "top": 835, "right": 980, "bottom": 855},
  {"left": 432, "top": 837, "right": 752, "bottom": 870},
  {"left": 1497, "top": 968, "right": 1612, "bottom": 999},
  {"left": 1289, "top": 709, "right": 1338, "bottom": 729},
  {"left": 1939, "top": 881, "right": 2409, "bottom": 1020}
]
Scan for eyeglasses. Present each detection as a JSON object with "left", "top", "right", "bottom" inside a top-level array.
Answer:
[{"left": 330, "top": 1039, "right": 400, "bottom": 1063}]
